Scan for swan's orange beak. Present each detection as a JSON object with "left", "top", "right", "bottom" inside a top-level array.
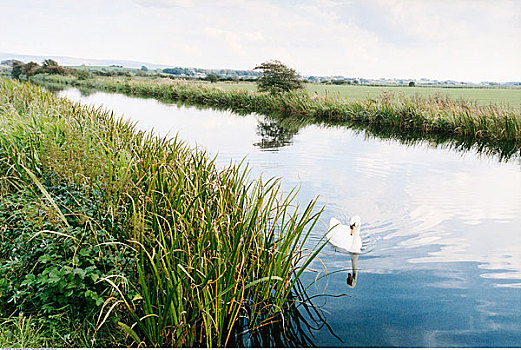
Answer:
[{"left": 350, "top": 224, "right": 355, "bottom": 236}]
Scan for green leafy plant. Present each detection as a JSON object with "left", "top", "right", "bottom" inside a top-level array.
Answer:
[{"left": 0, "top": 179, "right": 134, "bottom": 319}]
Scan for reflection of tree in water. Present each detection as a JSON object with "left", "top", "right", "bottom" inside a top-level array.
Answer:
[{"left": 254, "top": 118, "right": 300, "bottom": 151}]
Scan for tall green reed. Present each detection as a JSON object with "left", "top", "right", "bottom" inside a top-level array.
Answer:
[{"left": 1, "top": 78, "right": 327, "bottom": 346}]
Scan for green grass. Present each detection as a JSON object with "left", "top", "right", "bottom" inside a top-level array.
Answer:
[
  {"left": 304, "top": 84, "right": 521, "bottom": 108},
  {"left": 212, "top": 81, "right": 258, "bottom": 92},
  {"left": 0, "top": 316, "right": 48, "bottom": 348},
  {"left": 0, "top": 78, "right": 326, "bottom": 347}
]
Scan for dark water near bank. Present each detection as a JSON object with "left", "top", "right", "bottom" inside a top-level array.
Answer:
[{"left": 57, "top": 88, "right": 521, "bottom": 347}]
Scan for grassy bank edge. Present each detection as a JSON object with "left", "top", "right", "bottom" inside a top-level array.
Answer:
[{"left": 33, "top": 73, "right": 521, "bottom": 143}]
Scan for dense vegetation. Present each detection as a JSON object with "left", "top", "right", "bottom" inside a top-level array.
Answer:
[
  {"left": 10, "top": 59, "right": 70, "bottom": 80},
  {"left": 0, "top": 78, "right": 325, "bottom": 347},
  {"left": 33, "top": 73, "right": 521, "bottom": 143}
]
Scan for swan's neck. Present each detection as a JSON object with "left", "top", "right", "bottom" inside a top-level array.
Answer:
[{"left": 352, "top": 227, "right": 360, "bottom": 237}]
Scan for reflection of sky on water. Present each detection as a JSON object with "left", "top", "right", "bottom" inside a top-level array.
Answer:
[{"left": 58, "top": 88, "right": 521, "bottom": 346}]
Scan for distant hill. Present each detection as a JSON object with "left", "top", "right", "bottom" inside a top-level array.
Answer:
[{"left": 0, "top": 52, "right": 170, "bottom": 70}]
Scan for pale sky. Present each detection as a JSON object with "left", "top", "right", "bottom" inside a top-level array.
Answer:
[{"left": 1, "top": 0, "right": 520, "bottom": 82}]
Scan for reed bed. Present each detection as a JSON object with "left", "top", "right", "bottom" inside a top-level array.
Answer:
[
  {"left": 34, "top": 73, "right": 521, "bottom": 142},
  {"left": 0, "top": 78, "right": 325, "bottom": 347}
]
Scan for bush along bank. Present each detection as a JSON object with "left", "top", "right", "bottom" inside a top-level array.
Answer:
[
  {"left": 0, "top": 78, "right": 325, "bottom": 347},
  {"left": 33, "top": 73, "right": 521, "bottom": 143}
]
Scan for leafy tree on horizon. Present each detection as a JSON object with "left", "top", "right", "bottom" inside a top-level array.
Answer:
[
  {"left": 206, "top": 73, "right": 219, "bottom": 83},
  {"left": 11, "top": 61, "right": 25, "bottom": 79},
  {"left": 254, "top": 60, "right": 303, "bottom": 94},
  {"left": 42, "top": 59, "right": 68, "bottom": 75},
  {"left": 12, "top": 61, "right": 40, "bottom": 79}
]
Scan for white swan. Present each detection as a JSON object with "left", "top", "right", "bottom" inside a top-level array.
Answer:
[{"left": 327, "top": 216, "right": 362, "bottom": 253}]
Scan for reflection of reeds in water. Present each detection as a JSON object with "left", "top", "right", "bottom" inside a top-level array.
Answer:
[{"left": 230, "top": 278, "right": 342, "bottom": 347}]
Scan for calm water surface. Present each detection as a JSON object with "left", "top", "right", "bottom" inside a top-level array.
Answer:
[{"left": 58, "top": 88, "right": 521, "bottom": 347}]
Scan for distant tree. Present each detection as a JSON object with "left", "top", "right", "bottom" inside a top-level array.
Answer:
[
  {"left": 42, "top": 59, "right": 59, "bottom": 68},
  {"left": 254, "top": 60, "right": 303, "bottom": 94},
  {"left": 206, "top": 73, "right": 219, "bottom": 83},
  {"left": 45, "top": 65, "right": 68, "bottom": 75},
  {"left": 12, "top": 61, "right": 41, "bottom": 79},
  {"left": 76, "top": 69, "right": 91, "bottom": 80},
  {"left": 163, "top": 67, "right": 192, "bottom": 76},
  {"left": 32, "top": 59, "right": 68, "bottom": 75},
  {"left": 116, "top": 71, "right": 132, "bottom": 77},
  {"left": 26, "top": 62, "right": 42, "bottom": 77},
  {"left": 408, "top": 81, "right": 415, "bottom": 87},
  {"left": 141, "top": 65, "right": 148, "bottom": 72},
  {"left": 11, "top": 61, "right": 41, "bottom": 80},
  {"left": 11, "top": 62, "right": 24, "bottom": 79}
]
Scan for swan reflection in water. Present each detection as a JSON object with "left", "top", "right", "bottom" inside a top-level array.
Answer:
[{"left": 347, "top": 253, "right": 359, "bottom": 288}]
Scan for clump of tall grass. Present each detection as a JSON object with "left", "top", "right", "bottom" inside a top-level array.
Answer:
[
  {"left": 0, "top": 78, "right": 325, "bottom": 346},
  {"left": 33, "top": 73, "right": 521, "bottom": 143}
]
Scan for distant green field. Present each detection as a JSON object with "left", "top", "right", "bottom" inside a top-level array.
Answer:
[
  {"left": 306, "top": 84, "right": 521, "bottom": 108},
  {"left": 212, "top": 82, "right": 521, "bottom": 108}
]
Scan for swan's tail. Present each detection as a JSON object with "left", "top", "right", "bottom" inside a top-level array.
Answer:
[
  {"left": 329, "top": 217, "right": 341, "bottom": 230},
  {"left": 327, "top": 217, "right": 342, "bottom": 241}
]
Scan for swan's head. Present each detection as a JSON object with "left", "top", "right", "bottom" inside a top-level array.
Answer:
[{"left": 349, "top": 215, "right": 361, "bottom": 235}]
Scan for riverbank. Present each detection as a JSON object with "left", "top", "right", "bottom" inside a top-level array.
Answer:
[
  {"left": 33, "top": 74, "right": 521, "bottom": 143},
  {"left": 0, "top": 78, "right": 324, "bottom": 347}
]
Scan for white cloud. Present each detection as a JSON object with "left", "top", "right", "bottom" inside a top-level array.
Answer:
[
  {"left": 0, "top": 0, "right": 519, "bottom": 81},
  {"left": 133, "top": 0, "right": 195, "bottom": 8}
]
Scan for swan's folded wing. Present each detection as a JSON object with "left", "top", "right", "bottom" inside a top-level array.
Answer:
[{"left": 327, "top": 222, "right": 353, "bottom": 250}]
